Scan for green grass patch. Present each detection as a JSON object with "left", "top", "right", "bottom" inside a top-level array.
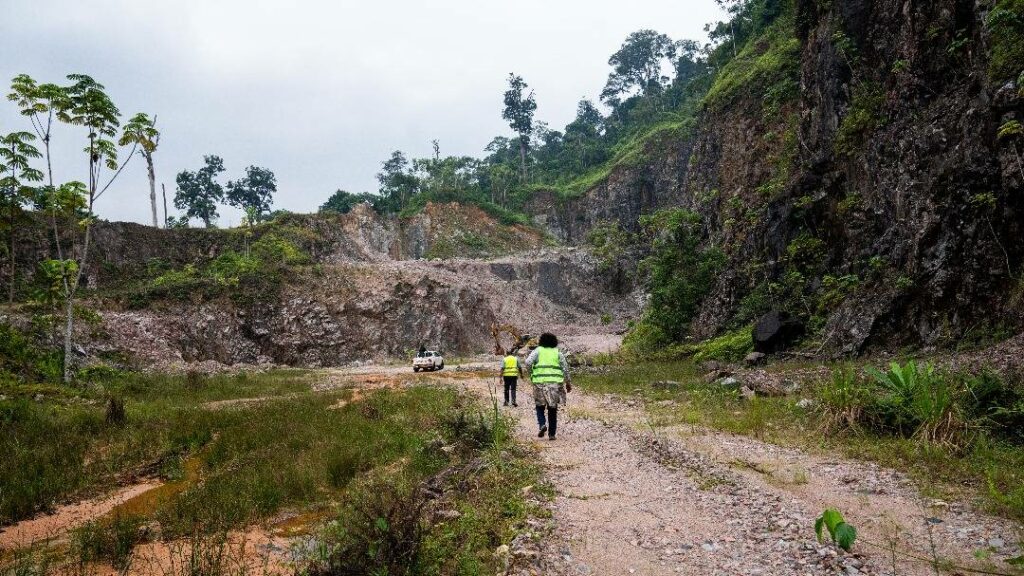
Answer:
[
  {"left": 2, "top": 369, "right": 542, "bottom": 576},
  {"left": 119, "top": 233, "right": 310, "bottom": 308},
  {"left": 688, "top": 327, "right": 754, "bottom": 363},
  {"left": 545, "top": 119, "right": 695, "bottom": 200},
  {"left": 308, "top": 404, "right": 544, "bottom": 576},
  {"left": 703, "top": 17, "right": 801, "bottom": 111}
]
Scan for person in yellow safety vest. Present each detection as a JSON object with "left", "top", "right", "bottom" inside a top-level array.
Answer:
[
  {"left": 523, "top": 332, "right": 572, "bottom": 441},
  {"left": 499, "top": 350, "right": 523, "bottom": 407}
]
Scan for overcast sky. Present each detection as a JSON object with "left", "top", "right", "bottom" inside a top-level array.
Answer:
[{"left": 1, "top": 0, "right": 725, "bottom": 226}]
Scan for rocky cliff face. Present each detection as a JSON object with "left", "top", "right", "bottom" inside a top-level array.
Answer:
[
  {"left": 90, "top": 250, "right": 637, "bottom": 369},
  {"left": 5, "top": 203, "right": 635, "bottom": 369},
  {"left": 528, "top": 0, "right": 1024, "bottom": 354}
]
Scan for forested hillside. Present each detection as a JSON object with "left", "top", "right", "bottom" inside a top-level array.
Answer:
[{"left": 317, "top": 0, "right": 1024, "bottom": 357}]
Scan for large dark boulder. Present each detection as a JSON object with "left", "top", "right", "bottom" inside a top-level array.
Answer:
[{"left": 753, "top": 311, "right": 805, "bottom": 354}]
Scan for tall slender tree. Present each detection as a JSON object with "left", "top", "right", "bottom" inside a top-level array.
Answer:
[
  {"left": 119, "top": 113, "right": 161, "bottom": 227},
  {"left": 502, "top": 73, "right": 537, "bottom": 182},
  {"left": 0, "top": 131, "right": 43, "bottom": 302},
  {"left": 8, "top": 75, "right": 72, "bottom": 268},
  {"left": 58, "top": 74, "right": 126, "bottom": 382}
]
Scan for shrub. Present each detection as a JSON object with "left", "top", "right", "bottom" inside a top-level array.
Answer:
[
  {"left": 311, "top": 478, "right": 427, "bottom": 576},
  {"left": 866, "top": 361, "right": 967, "bottom": 447},
  {"left": 637, "top": 209, "right": 725, "bottom": 341},
  {"left": 128, "top": 235, "right": 308, "bottom": 306},
  {"left": 0, "top": 323, "right": 62, "bottom": 384},
  {"left": 691, "top": 328, "right": 754, "bottom": 362},
  {"left": 835, "top": 82, "right": 886, "bottom": 155},
  {"left": 962, "top": 371, "right": 1024, "bottom": 441},
  {"left": 586, "top": 221, "right": 634, "bottom": 273},
  {"left": 621, "top": 320, "right": 674, "bottom": 358}
]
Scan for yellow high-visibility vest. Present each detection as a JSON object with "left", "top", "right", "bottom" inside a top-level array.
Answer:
[
  {"left": 531, "top": 346, "right": 564, "bottom": 384},
  {"left": 502, "top": 355, "right": 519, "bottom": 377}
]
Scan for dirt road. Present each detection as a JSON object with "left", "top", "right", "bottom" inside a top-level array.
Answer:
[{"left": 455, "top": 373, "right": 1023, "bottom": 576}]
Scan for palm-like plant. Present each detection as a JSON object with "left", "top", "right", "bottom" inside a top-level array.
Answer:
[
  {"left": 866, "top": 361, "right": 965, "bottom": 447},
  {"left": 119, "top": 113, "right": 161, "bottom": 227}
]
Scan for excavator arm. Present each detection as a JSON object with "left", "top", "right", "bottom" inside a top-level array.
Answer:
[{"left": 490, "top": 323, "right": 537, "bottom": 355}]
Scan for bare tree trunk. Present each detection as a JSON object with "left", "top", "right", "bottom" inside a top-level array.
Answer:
[
  {"left": 146, "top": 152, "right": 158, "bottom": 227},
  {"left": 63, "top": 136, "right": 96, "bottom": 383},
  {"left": 162, "top": 183, "right": 168, "bottom": 227},
  {"left": 518, "top": 137, "right": 528, "bottom": 183},
  {"left": 8, "top": 198, "right": 15, "bottom": 304},
  {"left": 62, "top": 291, "right": 75, "bottom": 381}
]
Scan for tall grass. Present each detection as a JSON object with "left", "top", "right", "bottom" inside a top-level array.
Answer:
[
  {"left": 0, "top": 370, "right": 312, "bottom": 525},
  {"left": 309, "top": 406, "right": 542, "bottom": 576},
  {"left": 3, "top": 369, "right": 541, "bottom": 575}
]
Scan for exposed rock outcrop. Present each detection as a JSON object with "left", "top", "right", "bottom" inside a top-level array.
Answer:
[
  {"left": 526, "top": 0, "right": 1024, "bottom": 354},
  {"left": 86, "top": 250, "right": 639, "bottom": 369}
]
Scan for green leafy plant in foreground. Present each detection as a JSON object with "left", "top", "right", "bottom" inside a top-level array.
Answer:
[{"left": 815, "top": 508, "right": 857, "bottom": 552}]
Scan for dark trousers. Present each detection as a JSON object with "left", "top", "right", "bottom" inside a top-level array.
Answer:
[
  {"left": 503, "top": 377, "right": 517, "bottom": 404},
  {"left": 536, "top": 405, "right": 558, "bottom": 437}
]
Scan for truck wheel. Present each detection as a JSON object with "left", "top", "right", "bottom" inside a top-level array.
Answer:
[
  {"left": 438, "top": 363, "right": 444, "bottom": 371},
  {"left": 413, "top": 367, "right": 420, "bottom": 372}
]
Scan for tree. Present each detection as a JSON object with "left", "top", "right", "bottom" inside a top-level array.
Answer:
[
  {"left": 59, "top": 74, "right": 128, "bottom": 383},
  {"left": 564, "top": 99, "right": 605, "bottom": 172},
  {"left": 118, "top": 113, "right": 161, "bottom": 227},
  {"left": 502, "top": 73, "right": 537, "bottom": 182},
  {"left": 320, "top": 190, "right": 379, "bottom": 214},
  {"left": 174, "top": 155, "right": 225, "bottom": 227},
  {"left": 600, "top": 30, "right": 677, "bottom": 103},
  {"left": 0, "top": 131, "right": 43, "bottom": 302},
  {"left": 8, "top": 75, "right": 72, "bottom": 271},
  {"left": 672, "top": 40, "right": 707, "bottom": 86},
  {"left": 376, "top": 151, "right": 419, "bottom": 213},
  {"left": 226, "top": 165, "right": 276, "bottom": 223}
]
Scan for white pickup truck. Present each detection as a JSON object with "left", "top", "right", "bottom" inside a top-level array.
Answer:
[{"left": 412, "top": 350, "right": 445, "bottom": 372}]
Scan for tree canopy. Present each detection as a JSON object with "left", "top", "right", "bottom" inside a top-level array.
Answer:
[
  {"left": 601, "top": 30, "right": 677, "bottom": 103},
  {"left": 226, "top": 165, "right": 276, "bottom": 223},
  {"left": 174, "top": 155, "right": 225, "bottom": 227}
]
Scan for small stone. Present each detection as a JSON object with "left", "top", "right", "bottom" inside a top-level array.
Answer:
[
  {"left": 717, "top": 376, "right": 741, "bottom": 388},
  {"left": 744, "top": 352, "right": 767, "bottom": 366}
]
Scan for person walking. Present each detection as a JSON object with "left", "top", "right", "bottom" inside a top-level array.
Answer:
[
  {"left": 524, "top": 332, "right": 571, "bottom": 441},
  {"left": 499, "top": 350, "right": 523, "bottom": 407}
]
